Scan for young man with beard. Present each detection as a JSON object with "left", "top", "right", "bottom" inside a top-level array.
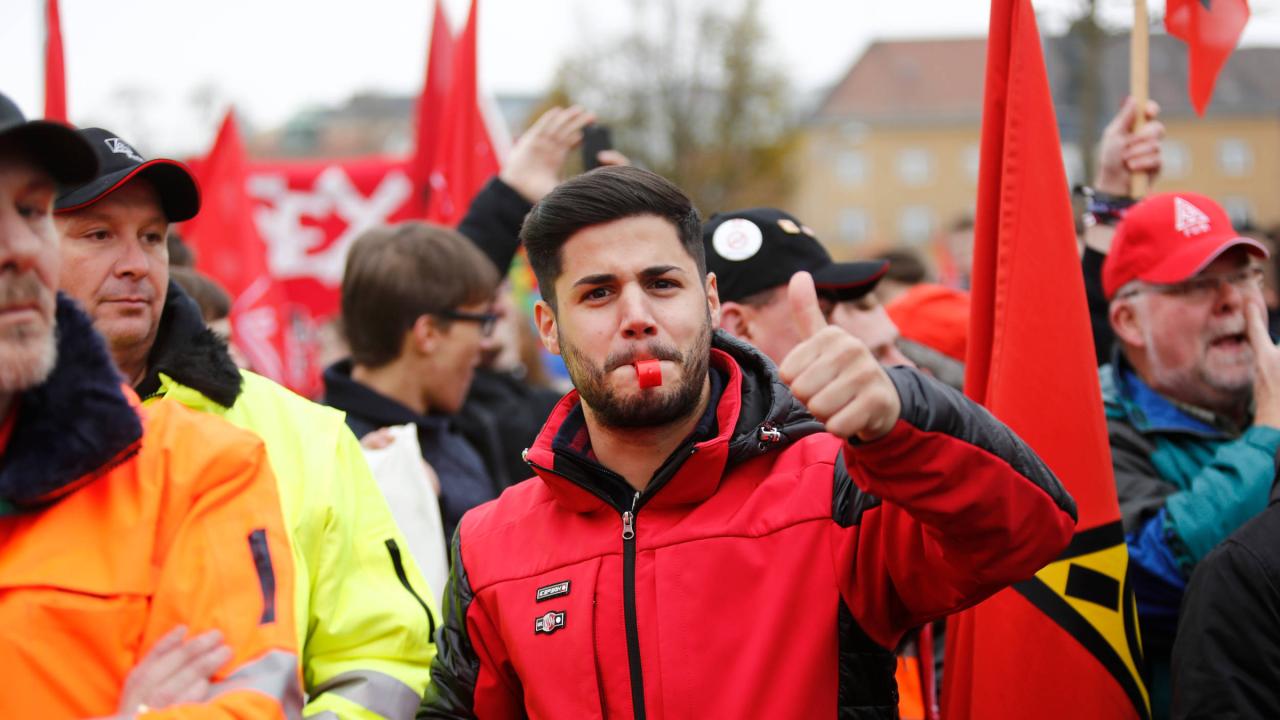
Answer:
[
  {"left": 54, "top": 127, "right": 437, "bottom": 720},
  {"left": 0, "top": 93, "right": 300, "bottom": 718},
  {"left": 1100, "top": 191, "right": 1280, "bottom": 713},
  {"left": 421, "top": 166, "right": 1077, "bottom": 719}
]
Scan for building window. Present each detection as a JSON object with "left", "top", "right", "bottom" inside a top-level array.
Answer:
[
  {"left": 1164, "top": 140, "right": 1191, "bottom": 179},
  {"left": 962, "top": 144, "right": 981, "bottom": 183},
  {"left": 838, "top": 208, "right": 870, "bottom": 244},
  {"left": 1218, "top": 139, "right": 1252, "bottom": 177},
  {"left": 898, "top": 206, "right": 933, "bottom": 245},
  {"left": 837, "top": 151, "right": 868, "bottom": 186},
  {"left": 896, "top": 148, "right": 932, "bottom": 186},
  {"left": 1221, "top": 196, "right": 1253, "bottom": 227}
]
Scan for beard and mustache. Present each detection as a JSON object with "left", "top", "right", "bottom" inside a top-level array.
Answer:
[
  {"left": 559, "top": 312, "right": 713, "bottom": 430},
  {"left": 0, "top": 271, "right": 57, "bottom": 393}
]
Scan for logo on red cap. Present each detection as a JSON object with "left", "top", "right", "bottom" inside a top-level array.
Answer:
[{"left": 1173, "top": 197, "right": 1211, "bottom": 237}]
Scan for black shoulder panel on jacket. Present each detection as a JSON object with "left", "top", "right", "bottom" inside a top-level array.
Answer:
[
  {"left": 1105, "top": 415, "right": 1175, "bottom": 534},
  {"left": 837, "top": 601, "right": 899, "bottom": 719},
  {"left": 139, "top": 282, "right": 242, "bottom": 408},
  {"left": 420, "top": 526, "right": 484, "bottom": 719},
  {"left": 0, "top": 294, "right": 143, "bottom": 505},
  {"left": 833, "top": 448, "right": 882, "bottom": 528},
  {"left": 457, "top": 177, "right": 533, "bottom": 275},
  {"left": 885, "top": 366, "right": 1078, "bottom": 522}
]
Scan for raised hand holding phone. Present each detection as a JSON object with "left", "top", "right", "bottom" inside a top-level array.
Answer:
[{"left": 777, "top": 272, "right": 901, "bottom": 441}]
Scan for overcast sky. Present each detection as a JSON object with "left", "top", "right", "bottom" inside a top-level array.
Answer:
[{"left": 4, "top": 0, "right": 1280, "bottom": 155}]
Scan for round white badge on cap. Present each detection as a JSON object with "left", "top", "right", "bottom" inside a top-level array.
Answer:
[{"left": 712, "top": 218, "right": 764, "bottom": 262}]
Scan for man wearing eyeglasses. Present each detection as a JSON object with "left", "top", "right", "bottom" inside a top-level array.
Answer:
[
  {"left": 1100, "top": 190, "right": 1279, "bottom": 712},
  {"left": 323, "top": 222, "right": 503, "bottom": 545}
]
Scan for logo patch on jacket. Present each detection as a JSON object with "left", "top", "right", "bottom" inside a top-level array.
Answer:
[
  {"left": 534, "top": 611, "right": 566, "bottom": 634},
  {"left": 536, "top": 580, "right": 570, "bottom": 602}
]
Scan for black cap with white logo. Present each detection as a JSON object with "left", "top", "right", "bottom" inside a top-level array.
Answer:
[
  {"left": 0, "top": 91, "right": 98, "bottom": 186},
  {"left": 703, "top": 207, "right": 888, "bottom": 303},
  {"left": 55, "top": 127, "right": 200, "bottom": 222}
]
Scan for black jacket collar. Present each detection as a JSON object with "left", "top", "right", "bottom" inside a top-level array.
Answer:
[
  {"left": 136, "top": 281, "right": 242, "bottom": 407},
  {"left": 0, "top": 294, "right": 143, "bottom": 507},
  {"left": 716, "top": 329, "right": 825, "bottom": 464},
  {"left": 322, "top": 359, "right": 455, "bottom": 433}
]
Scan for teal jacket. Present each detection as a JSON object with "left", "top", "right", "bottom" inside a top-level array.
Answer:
[
  {"left": 1102, "top": 359, "right": 1280, "bottom": 717},
  {"left": 140, "top": 285, "right": 438, "bottom": 719}
]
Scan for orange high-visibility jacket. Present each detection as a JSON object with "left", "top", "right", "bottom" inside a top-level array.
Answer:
[{"left": 0, "top": 297, "right": 300, "bottom": 719}]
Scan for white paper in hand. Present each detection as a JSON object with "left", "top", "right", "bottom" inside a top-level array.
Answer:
[{"left": 360, "top": 423, "right": 449, "bottom": 607}]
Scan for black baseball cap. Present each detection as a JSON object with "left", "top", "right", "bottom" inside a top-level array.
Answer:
[
  {"left": 703, "top": 208, "right": 888, "bottom": 303},
  {"left": 55, "top": 127, "right": 200, "bottom": 222},
  {"left": 0, "top": 91, "right": 98, "bottom": 186}
]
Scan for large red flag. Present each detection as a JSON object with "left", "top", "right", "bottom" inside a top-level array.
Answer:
[
  {"left": 183, "top": 112, "right": 299, "bottom": 390},
  {"left": 1166, "top": 0, "right": 1250, "bottom": 116},
  {"left": 941, "top": 0, "right": 1149, "bottom": 718},
  {"left": 43, "top": 0, "right": 67, "bottom": 121},
  {"left": 424, "top": 0, "right": 499, "bottom": 225},
  {"left": 406, "top": 0, "right": 454, "bottom": 218}
]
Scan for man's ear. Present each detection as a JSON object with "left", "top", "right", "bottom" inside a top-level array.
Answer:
[
  {"left": 534, "top": 300, "right": 561, "bottom": 356},
  {"left": 706, "top": 272, "right": 721, "bottom": 328},
  {"left": 718, "top": 300, "right": 751, "bottom": 340},
  {"left": 1109, "top": 298, "right": 1146, "bottom": 349},
  {"left": 408, "top": 314, "right": 442, "bottom": 356}
]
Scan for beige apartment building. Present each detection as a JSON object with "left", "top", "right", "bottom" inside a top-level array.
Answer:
[{"left": 793, "top": 34, "right": 1280, "bottom": 261}]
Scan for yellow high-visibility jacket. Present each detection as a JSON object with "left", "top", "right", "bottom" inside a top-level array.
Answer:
[{"left": 151, "top": 369, "right": 438, "bottom": 719}]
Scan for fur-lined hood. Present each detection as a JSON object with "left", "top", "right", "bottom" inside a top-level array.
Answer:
[{"left": 136, "top": 281, "right": 242, "bottom": 408}]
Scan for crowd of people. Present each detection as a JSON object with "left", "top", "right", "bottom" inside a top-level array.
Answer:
[{"left": 0, "top": 76, "right": 1276, "bottom": 720}]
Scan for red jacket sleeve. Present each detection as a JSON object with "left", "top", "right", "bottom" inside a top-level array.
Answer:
[{"left": 830, "top": 368, "right": 1077, "bottom": 650}]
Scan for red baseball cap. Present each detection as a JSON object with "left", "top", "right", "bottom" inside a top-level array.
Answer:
[{"left": 1102, "top": 192, "right": 1269, "bottom": 299}]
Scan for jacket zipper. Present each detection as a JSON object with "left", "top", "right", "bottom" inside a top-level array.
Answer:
[
  {"left": 526, "top": 445, "right": 699, "bottom": 720},
  {"left": 621, "top": 490, "right": 645, "bottom": 720}
]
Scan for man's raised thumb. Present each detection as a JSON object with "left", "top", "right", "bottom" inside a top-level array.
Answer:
[{"left": 788, "top": 271, "right": 829, "bottom": 339}]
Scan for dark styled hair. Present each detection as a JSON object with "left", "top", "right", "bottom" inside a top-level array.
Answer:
[
  {"left": 341, "top": 221, "right": 499, "bottom": 368},
  {"left": 520, "top": 166, "right": 703, "bottom": 309}
]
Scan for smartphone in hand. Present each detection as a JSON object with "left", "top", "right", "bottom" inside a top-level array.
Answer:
[{"left": 582, "top": 124, "right": 613, "bottom": 171}]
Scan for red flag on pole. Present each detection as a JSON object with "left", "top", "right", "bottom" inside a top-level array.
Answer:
[
  {"left": 183, "top": 111, "right": 297, "bottom": 389},
  {"left": 406, "top": 0, "right": 454, "bottom": 218},
  {"left": 1166, "top": 0, "right": 1250, "bottom": 116},
  {"left": 43, "top": 0, "right": 67, "bottom": 121},
  {"left": 941, "top": 0, "right": 1149, "bottom": 718},
  {"left": 424, "top": 0, "right": 499, "bottom": 225}
]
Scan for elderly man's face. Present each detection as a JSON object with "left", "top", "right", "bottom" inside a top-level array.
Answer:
[
  {"left": 1121, "top": 247, "right": 1264, "bottom": 410},
  {"left": 823, "top": 292, "right": 914, "bottom": 368},
  {"left": 0, "top": 155, "right": 59, "bottom": 392}
]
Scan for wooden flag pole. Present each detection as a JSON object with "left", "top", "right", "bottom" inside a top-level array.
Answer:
[{"left": 1130, "top": 0, "right": 1151, "bottom": 197}]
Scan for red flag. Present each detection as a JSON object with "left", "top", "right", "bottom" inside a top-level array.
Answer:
[
  {"left": 424, "top": 0, "right": 500, "bottom": 225},
  {"left": 942, "top": 0, "right": 1149, "bottom": 718},
  {"left": 183, "top": 112, "right": 300, "bottom": 390},
  {"left": 406, "top": 0, "right": 454, "bottom": 218},
  {"left": 43, "top": 0, "right": 67, "bottom": 121},
  {"left": 1166, "top": 0, "right": 1250, "bottom": 115}
]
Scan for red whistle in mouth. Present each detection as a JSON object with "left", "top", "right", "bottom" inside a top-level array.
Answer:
[{"left": 635, "top": 359, "right": 663, "bottom": 389}]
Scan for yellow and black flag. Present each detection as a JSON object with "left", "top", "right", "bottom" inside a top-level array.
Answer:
[{"left": 941, "top": 0, "right": 1149, "bottom": 718}]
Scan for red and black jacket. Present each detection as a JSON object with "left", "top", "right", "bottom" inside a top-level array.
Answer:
[{"left": 421, "top": 331, "right": 1076, "bottom": 719}]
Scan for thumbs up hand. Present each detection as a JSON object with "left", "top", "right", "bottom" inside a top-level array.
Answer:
[{"left": 777, "top": 272, "right": 902, "bottom": 442}]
